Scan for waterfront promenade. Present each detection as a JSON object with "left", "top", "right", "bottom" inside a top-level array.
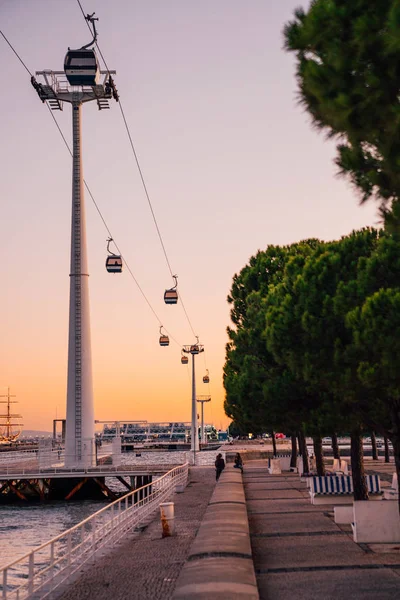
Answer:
[
  {"left": 56, "top": 466, "right": 216, "bottom": 600},
  {"left": 48, "top": 456, "right": 400, "bottom": 599},
  {"left": 245, "top": 459, "right": 400, "bottom": 599}
]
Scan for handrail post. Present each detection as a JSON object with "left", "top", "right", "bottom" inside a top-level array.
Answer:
[
  {"left": 50, "top": 541, "right": 55, "bottom": 589},
  {"left": 92, "top": 515, "right": 97, "bottom": 558},
  {"left": 28, "top": 553, "right": 34, "bottom": 595},
  {"left": 3, "top": 568, "right": 7, "bottom": 600},
  {"left": 67, "top": 531, "right": 72, "bottom": 574}
]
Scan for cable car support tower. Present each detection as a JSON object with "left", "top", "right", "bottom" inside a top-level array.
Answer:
[{"left": 31, "top": 15, "right": 118, "bottom": 466}]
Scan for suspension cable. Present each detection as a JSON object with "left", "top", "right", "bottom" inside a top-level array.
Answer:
[
  {"left": 0, "top": 30, "right": 33, "bottom": 76},
  {"left": 0, "top": 27, "right": 180, "bottom": 347},
  {"left": 75, "top": 0, "right": 201, "bottom": 342}
]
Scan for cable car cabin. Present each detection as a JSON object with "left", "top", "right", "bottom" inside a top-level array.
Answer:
[
  {"left": 190, "top": 345, "right": 199, "bottom": 354},
  {"left": 164, "top": 289, "right": 178, "bottom": 304},
  {"left": 106, "top": 255, "right": 123, "bottom": 273},
  {"left": 159, "top": 335, "right": 170, "bottom": 347},
  {"left": 181, "top": 356, "right": 188, "bottom": 364},
  {"left": 203, "top": 375, "right": 210, "bottom": 383},
  {"left": 64, "top": 49, "right": 100, "bottom": 86}
]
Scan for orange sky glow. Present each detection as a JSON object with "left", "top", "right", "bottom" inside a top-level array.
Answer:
[{"left": 0, "top": 0, "right": 379, "bottom": 433}]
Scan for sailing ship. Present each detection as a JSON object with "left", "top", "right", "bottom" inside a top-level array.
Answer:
[{"left": 0, "top": 388, "right": 23, "bottom": 443}]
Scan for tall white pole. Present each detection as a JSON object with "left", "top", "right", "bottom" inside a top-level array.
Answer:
[
  {"left": 201, "top": 401, "right": 205, "bottom": 445},
  {"left": 191, "top": 353, "right": 199, "bottom": 455},
  {"left": 65, "top": 100, "right": 94, "bottom": 467}
]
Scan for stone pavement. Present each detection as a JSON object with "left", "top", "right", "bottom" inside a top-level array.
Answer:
[
  {"left": 244, "top": 460, "right": 400, "bottom": 600},
  {"left": 364, "top": 456, "right": 397, "bottom": 484},
  {"left": 56, "top": 466, "right": 216, "bottom": 600}
]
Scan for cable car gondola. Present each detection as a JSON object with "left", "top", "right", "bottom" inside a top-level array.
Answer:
[
  {"left": 203, "top": 369, "right": 210, "bottom": 384},
  {"left": 105, "top": 238, "right": 123, "bottom": 273},
  {"left": 181, "top": 351, "right": 188, "bottom": 365},
  {"left": 159, "top": 326, "right": 169, "bottom": 347},
  {"left": 190, "top": 336, "right": 200, "bottom": 354},
  {"left": 164, "top": 275, "right": 178, "bottom": 304},
  {"left": 64, "top": 13, "right": 100, "bottom": 87}
]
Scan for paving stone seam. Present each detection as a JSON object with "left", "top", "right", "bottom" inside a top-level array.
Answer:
[
  {"left": 246, "top": 496, "right": 309, "bottom": 501},
  {"left": 188, "top": 551, "right": 253, "bottom": 561},
  {"left": 251, "top": 530, "right": 345, "bottom": 538},
  {"left": 209, "top": 500, "right": 245, "bottom": 505},
  {"left": 244, "top": 486, "right": 304, "bottom": 490},
  {"left": 256, "top": 564, "right": 400, "bottom": 574},
  {"left": 248, "top": 510, "right": 328, "bottom": 515},
  {"left": 216, "top": 481, "right": 243, "bottom": 485}
]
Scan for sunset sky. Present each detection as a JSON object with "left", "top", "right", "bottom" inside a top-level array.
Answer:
[{"left": 0, "top": 0, "right": 378, "bottom": 433}]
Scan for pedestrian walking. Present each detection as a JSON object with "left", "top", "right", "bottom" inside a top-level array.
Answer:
[{"left": 215, "top": 453, "right": 225, "bottom": 481}]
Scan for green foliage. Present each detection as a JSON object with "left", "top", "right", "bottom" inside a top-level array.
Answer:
[
  {"left": 348, "top": 289, "right": 400, "bottom": 398},
  {"left": 225, "top": 226, "right": 400, "bottom": 502},
  {"left": 266, "top": 228, "right": 381, "bottom": 434},
  {"left": 284, "top": 0, "right": 400, "bottom": 226},
  {"left": 224, "top": 240, "right": 319, "bottom": 434}
]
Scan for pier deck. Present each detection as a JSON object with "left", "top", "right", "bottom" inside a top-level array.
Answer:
[{"left": 244, "top": 459, "right": 400, "bottom": 599}]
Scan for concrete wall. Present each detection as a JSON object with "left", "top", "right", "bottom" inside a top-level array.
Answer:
[{"left": 172, "top": 465, "right": 259, "bottom": 599}]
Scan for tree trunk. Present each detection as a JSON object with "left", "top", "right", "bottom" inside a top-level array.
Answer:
[
  {"left": 371, "top": 431, "right": 378, "bottom": 461},
  {"left": 384, "top": 436, "right": 390, "bottom": 463},
  {"left": 290, "top": 434, "right": 297, "bottom": 469},
  {"left": 298, "top": 430, "right": 309, "bottom": 474},
  {"left": 350, "top": 431, "right": 368, "bottom": 501},
  {"left": 313, "top": 435, "right": 325, "bottom": 476},
  {"left": 331, "top": 433, "right": 340, "bottom": 460},
  {"left": 271, "top": 432, "right": 277, "bottom": 457},
  {"left": 391, "top": 435, "right": 400, "bottom": 515}
]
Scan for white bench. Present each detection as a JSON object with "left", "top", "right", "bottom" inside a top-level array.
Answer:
[
  {"left": 268, "top": 458, "right": 282, "bottom": 474},
  {"left": 332, "top": 458, "right": 348, "bottom": 474},
  {"left": 309, "top": 475, "right": 382, "bottom": 505},
  {"left": 383, "top": 472, "right": 398, "bottom": 500},
  {"left": 352, "top": 500, "right": 400, "bottom": 543},
  {"left": 267, "top": 455, "right": 292, "bottom": 472}
]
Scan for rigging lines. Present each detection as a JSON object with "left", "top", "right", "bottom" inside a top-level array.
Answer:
[{"left": 75, "top": 0, "right": 200, "bottom": 342}]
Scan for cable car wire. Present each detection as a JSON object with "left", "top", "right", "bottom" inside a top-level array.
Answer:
[
  {"left": 2, "top": 22, "right": 206, "bottom": 361},
  {"left": 0, "top": 30, "right": 33, "bottom": 76},
  {"left": 3, "top": 26, "right": 214, "bottom": 430},
  {"left": 0, "top": 27, "right": 181, "bottom": 348},
  {"left": 75, "top": 0, "right": 201, "bottom": 342}
]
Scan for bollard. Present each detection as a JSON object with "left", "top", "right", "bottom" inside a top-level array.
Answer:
[{"left": 160, "top": 502, "right": 175, "bottom": 537}]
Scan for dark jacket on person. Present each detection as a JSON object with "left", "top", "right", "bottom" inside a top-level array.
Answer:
[
  {"left": 215, "top": 456, "right": 225, "bottom": 471},
  {"left": 234, "top": 454, "right": 243, "bottom": 469}
]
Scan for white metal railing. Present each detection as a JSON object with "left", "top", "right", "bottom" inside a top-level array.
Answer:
[
  {"left": 0, "top": 463, "right": 189, "bottom": 600},
  {"left": 0, "top": 464, "right": 179, "bottom": 477},
  {"left": 0, "top": 450, "right": 38, "bottom": 464}
]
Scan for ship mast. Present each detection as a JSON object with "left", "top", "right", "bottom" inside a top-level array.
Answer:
[{"left": 0, "top": 388, "right": 23, "bottom": 441}]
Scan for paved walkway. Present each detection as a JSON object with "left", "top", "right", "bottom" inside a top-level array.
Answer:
[
  {"left": 244, "top": 460, "right": 400, "bottom": 600},
  {"left": 56, "top": 467, "right": 216, "bottom": 600},
  {"left": 364, "top": 457, "right": 396, "bottom": 483}
]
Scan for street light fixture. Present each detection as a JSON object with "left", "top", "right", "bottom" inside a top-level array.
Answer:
[
  {"left": 196, "top": 396, "right": 211, "bottom": 445},
  {"left": 182, "top": 339, "right": 204, "bottom": 461}
]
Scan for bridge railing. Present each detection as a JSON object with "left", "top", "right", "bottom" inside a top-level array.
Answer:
[
  {"left": 0, "top": 462, "right": 189, "bottom": 600},
  {"left": 0, "top": 464, "right": 180, "bottom": 477},
  {"left": 0, "top": 449, "right": 39, "bottom": 464}
]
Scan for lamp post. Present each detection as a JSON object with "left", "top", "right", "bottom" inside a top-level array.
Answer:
[
  {"left": 196, "top": 396, "right": 211, "bottom": 445},
  {"left": 182, "top": 340, "right": 204, "bottom": 462}
]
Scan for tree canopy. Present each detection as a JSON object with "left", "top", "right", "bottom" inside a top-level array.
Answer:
[{"left": 284, "top": 0, "right": 400, "bottom": 228}]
